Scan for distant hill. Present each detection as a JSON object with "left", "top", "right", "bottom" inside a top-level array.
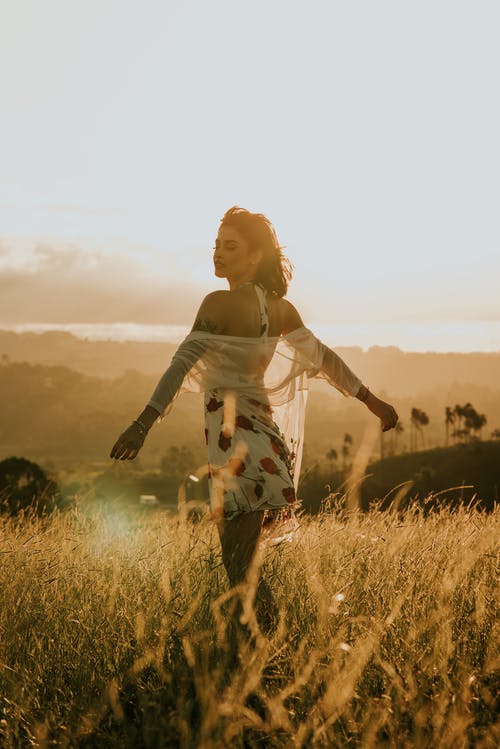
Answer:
[
  {"left": 359, "top": 441, "right": 500, "bottom": 511},
  {"left": 0, "top": 361, "right": 205, "bottom": 467},
  {"left": 1, "top": 331, "right": 500, "bottom": 469},
  {"left": 0, "top": 329, "right": 178, "bottom": 379},
  {"left": 1, "top": 329, "right": 500, "bottom": 397}
]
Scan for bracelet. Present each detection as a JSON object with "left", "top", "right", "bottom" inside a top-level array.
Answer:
[
  {"left": 133, "top": 418, "right": 149, "bottom": 435},
  {"left": 358, "top": 385, "right": 370, "bottom": 403}
]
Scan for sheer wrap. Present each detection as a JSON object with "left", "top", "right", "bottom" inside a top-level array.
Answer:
[{"left": 148, "top": 326, "right": 362, "bottom": 488}]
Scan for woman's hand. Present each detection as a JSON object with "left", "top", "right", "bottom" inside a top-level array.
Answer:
[
  {"left": 110, "top": 422, "right": 147, "bottom": 461},
  {"left": 366, "top": 393, "right": 399, "bottom": 432}
]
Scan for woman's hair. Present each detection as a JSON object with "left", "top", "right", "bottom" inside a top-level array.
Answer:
[{"left": 220, "top": 206, "right": 293, "bottom": 297}]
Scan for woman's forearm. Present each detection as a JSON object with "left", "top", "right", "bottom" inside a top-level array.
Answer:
[
  {"left": 355, "top": 384, "right": 370, "bottom": 402},
  {"left": 146, "top": 355, "right": 190, "bottom": 418},
  {"left": 135, "top": 404, "right": 163, "bottom": 432}
]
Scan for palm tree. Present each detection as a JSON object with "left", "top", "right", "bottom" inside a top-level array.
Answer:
[
  {"left": 450, "top": 402, "right": 488, "bottom": 443},
  {"left": 392, "top": 420, "right": 404, "bottom": 454},
  {"left": 342, "top": 433, "right": 352, "bottom": 469},
  {"left": 454, "top": 404, "right": 465, "bottom": 434},
  {"left": 466, "top": 410, "right": 487, "bottom": 441},
  {"left": 326, "top": 448, "right": 338, "bottom": 469},
  {"left": 461, "top": 402, "right": 476, "bottom": 442},
  {"left": 477, "top": 413, "right": 487, "bottom": 440},
  {"left": 445, "top": 406, "right": 455, "bottom": 446},
  {"left": 418, "top": 410, "right": 429, "bottom": 448},
  {"left": 410, "top": 408, "right": 429, "bottom": 449}
]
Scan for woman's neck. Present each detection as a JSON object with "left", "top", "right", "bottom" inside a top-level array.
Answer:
[{"left": 228, "top": 277, "right": 257, "bottom": 291}]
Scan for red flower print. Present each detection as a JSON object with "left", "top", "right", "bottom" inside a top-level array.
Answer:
[
  {"left": 282, "top": 487, "right": 296, "bottom": 504},
  {"left": 207, "top": 397, "right": 222, "bottom": 412},
  {"left": 269, "top": 434, "right": 284, "bottom": 456},
  {"left": 228, "top": 458, "right": 246, "bottom": 477},
  {"left": 236, "top": 414, "right": 255, "bottom": 431},
  {"left": 270, "top": 440, "right": 280, "bottom": 455},
  {"left": 218, "top": 432, "right": 232, "bottom": 451},
  {"left": 260, "top": 457, "right": 278, "bottom": 474}
]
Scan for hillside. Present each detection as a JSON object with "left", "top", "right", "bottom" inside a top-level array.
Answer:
[
  {"left": 359, "top": 441, "right": 500, "bottom": 511},
  {"left": 1, "top": 329, "right": 500, "bottom": 398},
  {"left": 1, "top": 357, "right": 499, "bottom": 471}
]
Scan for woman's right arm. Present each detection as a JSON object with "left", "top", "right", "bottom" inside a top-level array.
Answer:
[
  {"left": 109, "top": 337, "right": 207, "bottom": 461},
  {"left": 144, "top": 291, "right": 225, "bottom": 415},
  {"left": 110, "top": 293, "right": 224, "bottom": 461}
]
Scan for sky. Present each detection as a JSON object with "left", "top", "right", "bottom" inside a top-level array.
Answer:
[{"left": 1, "top": 0, "right": 499, "bottom": 351}]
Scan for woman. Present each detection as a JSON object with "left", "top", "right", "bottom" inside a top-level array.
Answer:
[{"left": 110, "top": 206, "right": 398, "bottom": 632}]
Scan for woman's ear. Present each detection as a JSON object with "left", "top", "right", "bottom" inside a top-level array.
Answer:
[{"left": 251, "top": 248, "right": 263, "bottom": 266}]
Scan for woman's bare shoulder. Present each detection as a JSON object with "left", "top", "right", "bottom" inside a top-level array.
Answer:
[
  {"left": 199, "top": 290, "right": 230, "bottom": 308},
  {"left": 191, "top": 291, "right": 229, "bottom": 334},
  {"left": 279, "top": 298, "right": 305, "bottom": 334}
]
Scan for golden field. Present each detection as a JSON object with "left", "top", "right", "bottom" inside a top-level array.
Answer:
[{"left": 0, "top": 499, "right": 498, "bottom": 748}]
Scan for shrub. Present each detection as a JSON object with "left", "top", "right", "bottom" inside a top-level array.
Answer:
[{"left": 0, "top": 456, "right": 59, "bottom": 515}]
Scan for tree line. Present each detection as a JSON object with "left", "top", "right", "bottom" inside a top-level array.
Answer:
[{"left": 326, "top": 401, "right": 497, "bottom": 467}]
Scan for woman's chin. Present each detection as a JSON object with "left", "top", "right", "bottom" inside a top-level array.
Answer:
[{"left": 214, "top": 268, "right": 226, "bottom": 278}]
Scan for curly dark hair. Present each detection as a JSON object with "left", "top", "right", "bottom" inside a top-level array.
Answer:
[{"left": 219, "top": 206, "right": 293, "bottom": 298}]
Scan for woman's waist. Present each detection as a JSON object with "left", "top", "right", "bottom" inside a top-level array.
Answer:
[
  {"left": 204, "top": 386, "right": 273, "bottom": 415},
  {"left": 203, "top": 375, "right": 265, "bottom": 394}
]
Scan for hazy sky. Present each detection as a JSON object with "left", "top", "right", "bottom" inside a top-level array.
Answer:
[{"left": 1, "top": 1, "right": 499, "bottom": 348}]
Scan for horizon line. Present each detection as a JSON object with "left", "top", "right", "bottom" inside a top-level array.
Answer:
[{"left": 1, "top": 321, "right": 499, "bottom": 356}]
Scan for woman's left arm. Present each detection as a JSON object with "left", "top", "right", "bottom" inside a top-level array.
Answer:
[
  {"left": 320, "top": 346, "right": 398, "bottom": 431},
  {"left": 283, "top": 301, "right": 399, "bottom": 432},
  {"left": 355, "top": 384, "right": 399, "bottom": 432}
]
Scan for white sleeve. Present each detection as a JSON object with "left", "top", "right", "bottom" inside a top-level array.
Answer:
[
  {"left": 147, "top": 336, "right": 209, "bottom": 416},
  {"left": 286, "top": 327, "right": 363, "bottom": 397},
  {"left": 318, "top": 342, "right": 363, "bottom": 397}
]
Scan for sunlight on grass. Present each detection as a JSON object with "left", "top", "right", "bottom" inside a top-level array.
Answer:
[{"left": 0, "top": 498, "right": 498, "bottom": 748}]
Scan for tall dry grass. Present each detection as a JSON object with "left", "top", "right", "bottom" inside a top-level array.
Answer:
[{"left": 0, "top": 497, "right": 498, "bottom": 748}]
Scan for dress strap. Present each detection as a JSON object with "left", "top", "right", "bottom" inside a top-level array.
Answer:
[{"left": 254, "top": 283, "right": 269, "bottom": 338}]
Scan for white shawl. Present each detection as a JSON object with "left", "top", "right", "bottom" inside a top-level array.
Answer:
[{"left": 148, "top": 326, "right": 362, "bottom": 487}]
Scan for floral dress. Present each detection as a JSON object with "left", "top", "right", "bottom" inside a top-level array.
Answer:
[
  {"left": 204, "top": 283, "right": 300, "bottom": 530},
  {"left": 148, "top": 282, "right": 363, "bottom": 537}
]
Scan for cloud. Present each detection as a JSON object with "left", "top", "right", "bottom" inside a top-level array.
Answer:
[
  {"left": 0, "top": 241, "right": 204, "bottom": 324},
  {"left": 1, "top": 237, "right": 498, "bottom": 329}
]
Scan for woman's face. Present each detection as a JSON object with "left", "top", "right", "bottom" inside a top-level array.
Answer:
[{"left": 213, "top": 225, "right": 260, "bottom": 283}]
